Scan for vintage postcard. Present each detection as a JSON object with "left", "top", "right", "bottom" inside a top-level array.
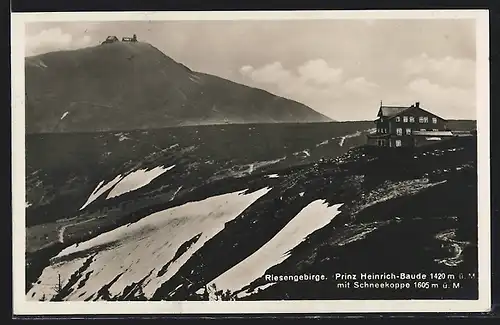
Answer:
[{"left": 11, "top": 10, "right": 490, "bottom": 315}]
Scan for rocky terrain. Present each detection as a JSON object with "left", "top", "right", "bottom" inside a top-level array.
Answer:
[{"left": 25, "top": 124, "right": 478, "bottom": 301}]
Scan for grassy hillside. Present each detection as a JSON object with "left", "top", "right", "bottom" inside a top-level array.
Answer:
[
  {"left": 26, "top": 134, "right": 478, "bottom": 301},
  {"left": 25, "top": 121, "right": 478, "bottom": 300},
  {"left": 25, "top": 42, "right": 332, "bottom": 133},
  {"left": 25, "top": 122, "right": 374, "bottom": 228}
]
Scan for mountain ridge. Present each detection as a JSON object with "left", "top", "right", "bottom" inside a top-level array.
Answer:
[{"left": 25, "top": 42, "right": 333, "bottom": 133}]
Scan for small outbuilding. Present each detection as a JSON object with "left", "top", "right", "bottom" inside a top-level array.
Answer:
[
  {"left": 122, "top": 34, "right": 138, "bottom": 42},
  {"left": 101, "top": 35, "right": 119, "bottom": 44}
]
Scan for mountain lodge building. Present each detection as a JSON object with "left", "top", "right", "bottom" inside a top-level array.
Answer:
[
  {"left": 101, "top": 36, "right": 119, "bottom": 44},
  {"left": 366, "top": 101, "right": 452, "bottom": 148},
  {"left": 101, "top": 34, "right": 138, "bottom": 45},
  {"left": 122, "top": 34, "right": 138, "bottom": 42}
]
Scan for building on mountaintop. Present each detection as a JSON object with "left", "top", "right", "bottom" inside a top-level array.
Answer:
[
  {"left": 101, "top": 36, "right": 119, "bottom": 44},
  {"left": 122, "top": 34, "right": 138, "bottom": 42},
  {"left": 366, "top": 101, "right": 470, "bottom": 148},
  {"left": 101, "top": 34, "right": 138, "bottom": 45}
]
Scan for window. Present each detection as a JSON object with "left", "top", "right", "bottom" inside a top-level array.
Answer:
[
  {"left": 419, "top": 116, "right": 424, "bottom": 123},
  {"left": 420, "top": 128, "right": 426, "bottom": 131},
  {"left": 432, "top": 129, "right": 439, "bottom": 131},
  {"left": 395, "top": 116, "right": 400, "bottom": 122},
  {"left": 395, "top": 140, "right": 402, "bottom": 147},
  {"left": 406, "top": 128, "right": 411, "bottom": 135},
  {"left": 432, "top": 117, "right": 437, "bottom": 124},
  {"left": 409, "top": 116, "right": 415, "bottom": 123},
  {"left": 403, "top": 116, "right": 408, "bottom": 123},
  {"left": 423, "top": 116, "right": 429, "bottom": 123},
  {"left": 396, "top": 128, "right": 402, "bottom": 135}
]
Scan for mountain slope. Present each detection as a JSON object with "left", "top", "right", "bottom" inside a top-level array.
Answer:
[
  {"left": 25, "top": 128, "right": 478, "bottom": 301},
  {"left": 25, "top": 42, "right": 332, "bottom": 133}
]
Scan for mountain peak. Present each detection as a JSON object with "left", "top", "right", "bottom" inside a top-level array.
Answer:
[{"left": 25, "top": 42, "right": 333, "bottom": 133}]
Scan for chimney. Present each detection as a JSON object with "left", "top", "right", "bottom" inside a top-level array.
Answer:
[{"left": 415, "top": 101, "right": 420, "bottom": 108}]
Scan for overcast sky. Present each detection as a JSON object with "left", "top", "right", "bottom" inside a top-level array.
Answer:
[{"left": 25, "top": 19, "right": 477, "bottom": 121}]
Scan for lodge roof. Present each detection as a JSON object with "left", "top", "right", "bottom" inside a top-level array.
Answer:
[
  {"left": 379, "top": 106, "right": 409, "bottom": 117},
  {"left": 377, "top": 101, "right": 445, "bottom": 121}
]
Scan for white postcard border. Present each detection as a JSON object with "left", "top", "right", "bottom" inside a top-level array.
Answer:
[{"left": 11, "top": 9, "right": 491, "bottom": 315}]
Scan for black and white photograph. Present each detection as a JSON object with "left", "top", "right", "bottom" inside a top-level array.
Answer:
[{"left": 12, "top": 10, "right": 490, "bottom": 314}]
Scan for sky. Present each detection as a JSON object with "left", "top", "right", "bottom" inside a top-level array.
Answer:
[{"left": 25, "top": 19, "right": 477, "bottom": 121}]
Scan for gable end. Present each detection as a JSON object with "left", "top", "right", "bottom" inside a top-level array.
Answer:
[{"left": 388, "top": 106, "right": 446, "bottom": 121}]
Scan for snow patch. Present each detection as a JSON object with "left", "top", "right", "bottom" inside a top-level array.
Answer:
[
  {"left": 58, "top": 218, "right": 97, "bottom": 244},
  {"left": 27, "top": 257, "right": 89, "bottom": 301},
  {"left": 335, "top": 228, "right": 378, "bottom": 246},
  {"left": 237, "top": 282, "right": 276, "bottom": 298},
  {"left": 30, "top": 59, "right": 48, "bottom": 69},
  {"left": 107, "top": 165, "right": 175, "bottom": 199},
  {"left": 189, "top": 74, "right": 202, "bottom": 84},
  {"left": 209, "top": 200, "right": 343, "bottom": 293},
  {"left": 60, "top": 111, "right": 69, "bottom": 120},
  {"left": 267, "top": 174, "right": 279, "bottom": 179},
  {"left": 215, "top": 157, "right": 286, "bottom": 180},
  {"left": 293, "top": 150, "right": 310, "bottom": 158},
  {"left": 434, "top": 229, "right": 470, "bottom": 267},
  {"left": 338, "top": 131, "right": 362, "bottom": 147},
  {"left": 170, "top": 186, "right": 183, "bottom": 201},
  {"left": 316, "top": 139, "right": 329, "bottom": 147},
  {"left": 79, "top": 175, "right": 124, "bottom": 210},
  {"left": 29, "top": 188, "right": 272, "bottom": 301},
  {"left": 142, "top": 187, "right": 271, "bottom": 297}
]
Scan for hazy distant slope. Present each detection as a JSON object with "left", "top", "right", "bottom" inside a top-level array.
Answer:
[{"left": 25, "top": 42, "right": 332, "bottom": 133}]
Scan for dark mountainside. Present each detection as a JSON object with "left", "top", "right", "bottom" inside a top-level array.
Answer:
[
  {"left": 25, "top": 42, "right": 332, "bottom": 133},
  {"left": 25, "top": 122, "right": 478, "bottom": 301}
]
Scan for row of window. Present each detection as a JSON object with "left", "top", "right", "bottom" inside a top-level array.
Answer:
[
  {"left": 377, "top": 139, "right": 402, "bottom": 147},
  {"left": 395, "top": 116, "right": 438, "bottom": 124},
  {"left": 396, "top": 128, "right": 411, "bottom": 135},
  {"left": 377, "top": 128, "right": 439, "bottom": 134},
  {"left": 396, "top": 128, "right": 439, "bottom": 135}
]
